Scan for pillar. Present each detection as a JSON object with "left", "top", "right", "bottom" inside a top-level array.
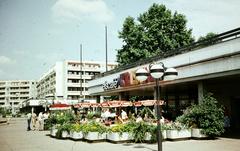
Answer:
[{"left": 198, "top": 81, "right": 204, "bottom": 104}]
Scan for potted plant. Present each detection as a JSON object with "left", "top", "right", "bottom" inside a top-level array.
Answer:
[
  {"left": 56, "top": 123, "right": 72, "bottom": 139},
  {"left": 82, "top": 121, "right": 107, "bottom": 141},
  {"left": 177, "top": 93, "right": 225, "bottom": 138},
  {"left": 165, "top": 122, "right": 191, "bottom": 140},
  {"left": 69, "top": 123, "right": 84, "bottom": 140},
  {"left": 50, "top": 124, "right": 59, "bottom": 137},
  {"left": 145, "top": 123, "right": 168, "bottom": 142},
  {"left": 107, "top": 123, "right": 133, "bottom": 142}
]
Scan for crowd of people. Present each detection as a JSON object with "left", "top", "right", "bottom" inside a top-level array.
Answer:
[{"left": 26, "top": 111, "right": 49, "bottom": 131}]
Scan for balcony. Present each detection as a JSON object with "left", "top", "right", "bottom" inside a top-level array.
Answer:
[
  {"left": 67, "top": 74, "right": 93, "bottom": 80},
  {"left": 67, "top": 82, "right": 88, "bottom": 87},
  {"left": 67, "top": 66, "right": 102, "bottom": 72},
  {"left": 67, "top": 91, "right": 89, "bottom": 96}
]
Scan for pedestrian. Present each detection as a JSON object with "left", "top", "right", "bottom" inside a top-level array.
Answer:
[
  {"left": 121, "top": 109, "right": 128, "bottom": 121},
  {"left": 31, "top": 112, "right": 37, "bottom": 130},
  {"left": 42, "top": 111, "right": 49, "bottom": 130},
  {"left": 38, "top": 112, "right": 44, "bottom": 131},
  {"left": 27, "top": 112, "right": 32, "bottom": 131}
]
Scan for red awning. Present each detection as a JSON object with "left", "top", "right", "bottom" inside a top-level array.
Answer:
[
  {"left": 80, "top": 102, "right": 91, "bottom": 108},
  {"left": 90, "top": 103, "right": 100, "bottom": 108},
  {"left": 49, "top": 104, "right": 71, "bottom": 110},
  {"left": 108, "top": 101, "right": 122, "bottom": 108},
  {"left": 134, "top": 101, "right": 142, "bottom": 107},
  {"left": 141, "top": 100, "right": 156, "bottom": 106},
  {"left": 121, "top": 101, "right": 132, "bottom": 107},
  {"left": 101, "top": 101, "right": 109, "bottom": 107}
]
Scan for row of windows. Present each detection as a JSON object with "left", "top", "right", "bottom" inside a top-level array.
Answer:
[
  {"left": 9, "top": 87, "right": 30, "bottom": 90},
  {"left": 68, "top": 71, "right": 99, "bottom": 76},
  {"left": 67, "top": 87, "right": 88, "bottom": 91},
  {"left": 68, "top": 63, "right": 101, "bottom": 68},
  {"left": 68, "top": 87, "right": 83, "bottom": 91},
  {"left": 10, "top": 97, "right": 28, "bottom": 100}
]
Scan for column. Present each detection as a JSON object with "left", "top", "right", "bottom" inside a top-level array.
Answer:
[{"left": 198, "top": 81, "right": 204, "bottom": 104}]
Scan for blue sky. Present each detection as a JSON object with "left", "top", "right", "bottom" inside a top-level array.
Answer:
[{"left": 0, "top": 0, "right": 240, "bottom": 80}]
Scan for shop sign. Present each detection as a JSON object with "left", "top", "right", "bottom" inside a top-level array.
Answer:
[{"left": 102, "top": 78, "right": 119, "bottom": 90}]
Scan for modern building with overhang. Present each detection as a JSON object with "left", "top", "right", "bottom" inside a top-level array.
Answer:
[{"left": 88, "top": 28, "right": 240, "bottom": 130}]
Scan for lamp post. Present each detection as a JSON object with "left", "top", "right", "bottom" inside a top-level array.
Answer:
[{"left": 136, "top": 62, "right": 178, "bottom": 151}]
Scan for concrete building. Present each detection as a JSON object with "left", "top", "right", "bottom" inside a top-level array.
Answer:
[
  {"left": 0, "top": 80, "right": 37, "bottom": 113},
  {"left": 37, "top": 60, "right": 117, "bottom": 104},
  {"left": 88, "top": 28, "right": 240, "bottom": 130}
]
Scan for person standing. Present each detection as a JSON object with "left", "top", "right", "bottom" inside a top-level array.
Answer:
[
  {"left": 31, "top": 112, "right": 37, "bottom": 130},
  {"left": 38, "top": 112, "right": 44, "bottom": 131},
  {"left": 121, "top": 109, "right": 128, "bottom": 121},
  {"left": 27, "top": 112, "right": 32, "bottom": 131}
]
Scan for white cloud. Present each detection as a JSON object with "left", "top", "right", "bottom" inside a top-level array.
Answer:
[
  {"left": 52, "top": 0, "right": 114, "bottom": 23},
  {"left": 0, "top": 56, "right": 15, "bottom": 65}
]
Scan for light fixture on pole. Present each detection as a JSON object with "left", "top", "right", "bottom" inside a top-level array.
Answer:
[{"left": 135, "top": 62, "right": 178, "bottom": 151}]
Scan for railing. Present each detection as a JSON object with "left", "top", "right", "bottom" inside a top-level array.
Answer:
[{"left": 94, "top": 27, "right": 240, "bottom": 79}]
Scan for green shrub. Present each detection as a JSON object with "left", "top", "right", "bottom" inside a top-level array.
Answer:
[
  {"left": 44, "top": 114, "right": 57, "bottom": 130},
  {"left": 56, "top": 123, "right": 72, "bottom": 138},
  {"left": 177, "top": 93, "right": 224, "bottom": 137},
  {"left": 164, "top": 122, "right": 189, "bottom": 130},
  {"left": 86, "top": 112, "right": 101, "bottom": 120},
  {"left": 82, "top": 121, "right": 107, "bottom": 135},
  {"left": 56, "top": 112, "right": 75, "bottom": 125},
  {"left": 71, "top": 123, "right": 83, "bottom": 132}
]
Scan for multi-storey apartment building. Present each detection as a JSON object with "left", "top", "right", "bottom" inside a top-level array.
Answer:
[
  {"left": 37, "top": 60, "right": 117, "bottom": 103},
  {"left": 0, "top": 80, "right": 37, "bottom": 112}
]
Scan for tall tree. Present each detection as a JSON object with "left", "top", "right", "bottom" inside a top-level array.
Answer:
[
  {"left": 117, "top": 4, "right": 194, "bottom": 65},
  {"left": 198, "top": 32, "right": 217, "bottom": 42}
]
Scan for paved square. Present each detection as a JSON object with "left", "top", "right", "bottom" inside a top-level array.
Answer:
[{"left": 0, "top": 118, "right": 239, "bottom": 151}]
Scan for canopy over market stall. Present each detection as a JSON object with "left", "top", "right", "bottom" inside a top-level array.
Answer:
[
  {"left": 49, "top": 104, "right": 71, "bottom": 110},
  {"left": 73, "top": 100, "right": 164, "bottom": 109}
]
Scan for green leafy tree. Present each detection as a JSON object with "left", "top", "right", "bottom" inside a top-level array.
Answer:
[
  {"left": 198, "top": 32, "right": 217, "bottom": 42},
  {"left": 117, "top": 3, "right": 194, "bottom": 65}
]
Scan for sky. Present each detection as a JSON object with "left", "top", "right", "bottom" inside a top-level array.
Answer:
[{"left": 0, "top": 0, "right": 240, "bottom": 80}]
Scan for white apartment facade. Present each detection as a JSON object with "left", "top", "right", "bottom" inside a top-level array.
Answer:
[
  {"left": 37, "top": 60, "right": 117, "bottom": 104},
  {"left": 0, "top": 80, "right": 37, "bottom": 112}
]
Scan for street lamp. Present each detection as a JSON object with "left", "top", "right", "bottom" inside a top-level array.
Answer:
[{"left": 136, "top": 62, "right": 178, "bottom": 151}]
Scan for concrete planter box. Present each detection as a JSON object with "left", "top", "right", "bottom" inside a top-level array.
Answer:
[
  {"left": 167, "top": 129, "right": 191, "bottom": 139},
  {"left": 144, "top": 130, "right": 167, "bottom": 141},
  {"left": 107, "top": 132, "right": 132, "bottom": 142},
  {"left": 61, "top": 131, "right": 69, "bottom": 138},
  {"left": 50, "top": 128, "right": 58, "bottom": 137},
  {"left": 191, "top": 128, "right": 207, "bottom": 138},
  {"left": 84, "top": 132, "right": 107, "bottom": 141},
  {"left": 70, "top": 131, "right": 83, "bottom": 140}
]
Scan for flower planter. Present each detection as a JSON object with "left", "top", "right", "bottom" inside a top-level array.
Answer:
[
  {"left": 191, "top": 128, "right": 207, "bottom": 138},
  {"left": 144, "top": 130, "right": 167, "bottom": 141},
  {"left": 144, "top": 132, "right": 152, "bottom": 141},
  {"left": 166, "top": 129, "right": 191, "bottom": 140},
  {"left": 50, "top": 128, "right": 58, "bottom": 137},
  {"left": 107, "top": 132, "right": 132, "bottom": 142},
  {"left": 84, "top": 132, "right": 107, "bottom": 141},
  {"left": 61, "top": 131, "right": 69, "bottom": 138},
  {"left": 70, "top": 131, "right": 83, "bottom": 140}
]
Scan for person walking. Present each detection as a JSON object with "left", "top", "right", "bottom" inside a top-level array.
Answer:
[{"left": 27, "top": 112, "right": 32, "bottom": 131}]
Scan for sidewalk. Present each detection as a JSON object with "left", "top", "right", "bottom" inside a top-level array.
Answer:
[{"left": 0, "top": 118, "right": 239, "bottom": 151}]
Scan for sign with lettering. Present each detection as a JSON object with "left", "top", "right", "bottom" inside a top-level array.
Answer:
[{"left": 102, "top": 78, "right": 119, "bottom": 90}]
